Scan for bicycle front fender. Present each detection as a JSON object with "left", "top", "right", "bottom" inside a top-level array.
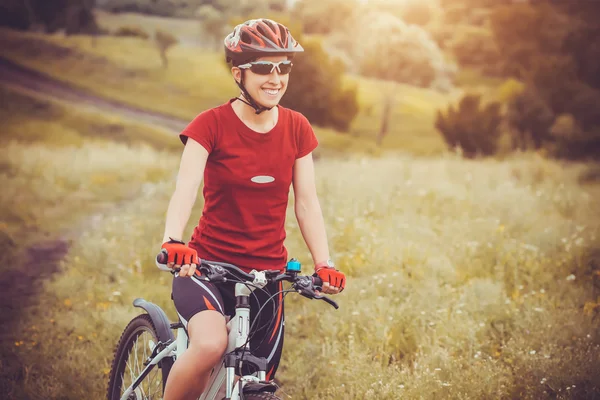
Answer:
[{"left": 133, "top": 298, "right": 175, "bottom": 344}]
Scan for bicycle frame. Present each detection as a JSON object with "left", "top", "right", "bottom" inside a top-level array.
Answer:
[{"left": 119, "top": 270, "right": 272, "bottom": 400}]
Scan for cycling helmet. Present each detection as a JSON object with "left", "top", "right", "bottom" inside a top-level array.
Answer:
[{"left": 224, "top": 19, "right": 304, "bottom": 114}]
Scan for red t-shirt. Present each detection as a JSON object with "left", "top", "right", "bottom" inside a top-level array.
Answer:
[{"left": 180, "top": 99, "right": 318, "bottom": 272}]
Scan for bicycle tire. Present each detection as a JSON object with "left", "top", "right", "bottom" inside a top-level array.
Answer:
[
  {"left": 107, "top": 314, "right": 174, "bottom": 400},
  {"left": 241, "top": 394, "right": 282, "bottom": 400}
]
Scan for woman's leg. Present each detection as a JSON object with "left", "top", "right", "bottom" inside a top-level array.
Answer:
[
  {"left": 163, "top": 310, "right": 227, "bottom": 400},
  {"left": 165, "top": 274, "right": 230, "bottom": 400}
]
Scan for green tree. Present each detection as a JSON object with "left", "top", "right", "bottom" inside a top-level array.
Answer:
[
  {"left": 154, "top": 29, "right": 178, "bottom": 69},
  {"left": 435, "top": 93, "right": 502, "bottom": 158},
  {"left": 449, "top": 26, "right": 503, "bottom": 76},
  {"left": 281, "top": 36, "right": 359, "bottom": 131},
  {"left": 491, "top": 1, "right": 600, "bottom": 159},
  {"left": 506, "top": 87, "right": 554, "bottom": 150},
  {"left": 0, "top": 0, "right": 98, "bottom": 33},
  {"left": 357, "top": 13, "right": 455, "bottom": 90},
  {"left": 294, "top": 0, "right": 358, "bottom": 35}
]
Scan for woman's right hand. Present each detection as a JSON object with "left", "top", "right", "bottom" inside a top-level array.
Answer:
[{"left": 161, "top": 238, "right": 198, "bottom": 277}]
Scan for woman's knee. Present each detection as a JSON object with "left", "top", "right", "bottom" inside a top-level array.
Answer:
[{"left": 187, "top": 310, "right": 228, "bottom": 363}]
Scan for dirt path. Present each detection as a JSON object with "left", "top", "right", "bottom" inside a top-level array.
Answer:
[
  {"left": 0, "top": 198, "right": 144, "bottom": 397},
  {"left": 0, "top": 57, "right": 186, "bottom": 394},
  {"left": 0, "top": 56, "right": 187, "bottom": 133}
]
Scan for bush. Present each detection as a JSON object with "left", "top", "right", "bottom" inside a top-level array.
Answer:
[
  {"left": 113, "top": 25, "right": 150, "bottom": 39},
  {"left": 435, "top": 93, "right": 502, "bottom": 157},
  {"left": 281, "top": 36, "right": 359, "bottom": 131},
  {"left": 506, "top": 87, "right": 554, "bottom": 151},
  {"left": 549, "top": 114, "right": 600, "bottom": 160},
  {"left": 449, "top": 26, "right": 503, "bottom": 76},
  {"left": 497, "top": 78, "right": 525, "bottom": 103}
]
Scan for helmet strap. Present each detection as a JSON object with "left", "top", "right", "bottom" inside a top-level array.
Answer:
[{"left": 234, "top": 72, "right": 273, "bottom": 115}]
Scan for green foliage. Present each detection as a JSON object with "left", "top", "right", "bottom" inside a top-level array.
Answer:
[
  {"left": 294, "top": 0, "right": 358, "bottom": 35},
  {"left": 113, "top": 25, "right": 149, "bottom": 39},
  {"left": 353, "top": 12, "right": 454, "bottom": 90},
  {"left": 435, "top": 93, "right": 502, "bottom": 157},
  {"left": 549, "top": 114, "right": 600, "bottom": 160},
  {"left": 449, "top": 26, "right": 503, "bottom": 76},
  {"left": 490, "top": 3, "right": 569, "bottom": 79},
  {"left": 0, "top": 0, "right": 98, "bottom": 33},
  {"left": 281, "top": 36, "right": 359, "bottom": 131},
  {"left": 506, "top": 87, "right": 554, "bottom": 151},
  {"left": 491, "top": 2, "right": 600, "bottom": 159},
  {"left": 497, "top": 78, "right": 525, "bottom": 103}
]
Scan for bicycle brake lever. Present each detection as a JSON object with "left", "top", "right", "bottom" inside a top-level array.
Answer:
[{"left": 314, "top": 294, "right": 339, "bottom": 309}]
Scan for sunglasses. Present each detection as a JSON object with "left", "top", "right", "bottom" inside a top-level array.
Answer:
[{"left": 237, "top": 60, "right": 293, "bottom": 75}]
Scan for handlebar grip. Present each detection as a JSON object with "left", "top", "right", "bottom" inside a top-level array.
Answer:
[
  {"left": 155, "top": 249, "right": 172, "bottom": 272},
  {"left": 312, "top": 275, "right": 323, "bottom": 288}
]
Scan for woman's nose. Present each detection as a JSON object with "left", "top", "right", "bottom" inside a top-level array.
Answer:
[{"left": 268, "top": 70, "right": 281, "bottom": 84}]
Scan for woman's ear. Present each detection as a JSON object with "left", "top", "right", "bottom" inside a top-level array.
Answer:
[{"left": 231, "top": 67, "right": 242, "bottom": 85}]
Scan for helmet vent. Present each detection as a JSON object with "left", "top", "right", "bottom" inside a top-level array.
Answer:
[
  {"left": 241, "top": 31, "right": 253, "bottom": 45},
  {"left": 255, "top": 24, "right": 269, "bottom": 39},
  {"left": 277, "top": 23, "right": 288, "bottom": 46}
]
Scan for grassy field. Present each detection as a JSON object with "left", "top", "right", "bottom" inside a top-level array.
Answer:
[
  {"left": 2, "top": 131, "right": 599, "bottom": 398},
  {"left": 94, "top": 9, "right": 204, "bottom": 46},
  {"left": 0, "top": 22, "right": 458, "bottom": 156},
  {"left": 0, "top": 85, "right": 178, "bottom": 151}
]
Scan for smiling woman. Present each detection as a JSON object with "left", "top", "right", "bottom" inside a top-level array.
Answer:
[{"left": 157, "top": 18, "right": 347, "bottom": 400}]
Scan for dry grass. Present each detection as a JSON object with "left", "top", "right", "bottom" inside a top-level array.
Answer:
[
  {"left": 0, "top": 26, "right": 237, "bottom": 120},
  {"left": 0, "top": 85, "right": 179, "bottom": 151},
  {"left": 346, "top": 75, "right": 460, "bottom": 155},
  {"left": 94, "top": 9, "right": 203, "bottom": 46},
  {"left": 3, "top": 140, "right": 599, "bottom": 398}
]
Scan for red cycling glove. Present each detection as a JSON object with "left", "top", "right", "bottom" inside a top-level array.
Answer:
[
  {"left": 160, "top": 238, "right": 198, "bottom": 266},
  {"left": 315, "top": 267, "right": 346, "bottom": 292}
]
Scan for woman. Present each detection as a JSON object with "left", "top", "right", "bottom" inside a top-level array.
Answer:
[{"left": 159, "top": 19, "right": 346, "bottom": 400}]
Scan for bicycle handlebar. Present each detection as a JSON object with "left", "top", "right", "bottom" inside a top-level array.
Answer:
[{"left": 155, "top": 249, "right": 338, "bottom": 309}]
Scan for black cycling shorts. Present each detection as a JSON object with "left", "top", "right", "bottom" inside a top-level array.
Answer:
[{"left": 172, "top": 271, "right": 285, "bottom": 380}]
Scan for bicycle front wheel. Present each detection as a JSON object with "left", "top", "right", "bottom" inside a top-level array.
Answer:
[
  {"left": 243, "top": 393, "right": 282, "bottom": 400},
  {"left": 107, "top": 314, "right": 173, "bottom": 400}
]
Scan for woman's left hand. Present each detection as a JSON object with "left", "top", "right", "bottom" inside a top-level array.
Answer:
[{"left": 314, "top": 267, "right": 346, "bottom": 295}]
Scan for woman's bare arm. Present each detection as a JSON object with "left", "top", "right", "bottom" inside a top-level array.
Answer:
[
  {"left": 162, "top": 139, "right": 209, "bottom": 243},
  {"left": 292, "top": 152, "right": 330, "bottom": 266}
]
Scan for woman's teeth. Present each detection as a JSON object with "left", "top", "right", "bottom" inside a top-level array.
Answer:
[{"left": 263, "top": 88, "right": 280, "bottom": 95}]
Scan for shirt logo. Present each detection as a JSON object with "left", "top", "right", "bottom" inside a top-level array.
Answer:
[{"left": 251, "top": 175, "right": 275, "bottom": 184}]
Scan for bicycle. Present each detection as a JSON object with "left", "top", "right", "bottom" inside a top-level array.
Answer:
[{"left": 106, "top": 251, "right": 339, "bottom": 400}]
